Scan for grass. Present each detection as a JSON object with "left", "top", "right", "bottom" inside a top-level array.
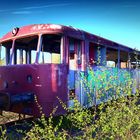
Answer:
[{"left": 23, "top": 94, "right": 140, "bottom": 140}]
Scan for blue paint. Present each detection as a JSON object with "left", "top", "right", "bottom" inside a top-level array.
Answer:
[
  {"left": 69, "top": 66, "right": 140, "bottom": 107},
  {"left": 11, "top": 92, "right": 34, "bottom": 104}
]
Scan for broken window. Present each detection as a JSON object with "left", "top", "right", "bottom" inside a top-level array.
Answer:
[
  {"left": 1, "top": 41, "right": 12, "bottom": 65},
  {"left": 106, "top": 48, "right": 118, "bottom": 67},
  {"left": 130, "top": 51, "right": 140, "bottom": 69},
  {"left": 120, "top": 50, "right": 129, "bottom": 69},
  {"left": 39, "top": 34, "right": 61, "bottom": 64},
  {"left": 14, "top": 35, "right": 38, "bottom": 64}
]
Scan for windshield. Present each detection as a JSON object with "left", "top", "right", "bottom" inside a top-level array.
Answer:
[
  {"left": 14, "top": 35, "right": 38, "bottom": 64},
  {"left": 39, "top": 34, "right": 61, "bottom": 64},
  {"left": 0, "top": 41, "right": 12, "bottom": 66},
  {"left": 1, "top": 34, "right": 62, "bottom": 65}
]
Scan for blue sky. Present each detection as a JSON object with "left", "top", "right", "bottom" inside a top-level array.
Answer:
[{"left": 0, "top": 0, "right": 140, "bottom": 50}]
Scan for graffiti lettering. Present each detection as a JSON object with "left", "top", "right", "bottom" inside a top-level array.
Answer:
[{"left": 31, "top": 24, "right": 62, "bottom": 31}]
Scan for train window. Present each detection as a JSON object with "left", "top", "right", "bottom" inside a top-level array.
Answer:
[
  {"left": 1, "top": 41, "right": 12, "bottom": 65},
  {"left": 31, "top": 50, "right": 37, "bottom": 64},
  {"left": 16, "top": 49, "right": 26, "bottom": 64},
  {"left": 69, "top": 38, "right": 82, "bottom": 67},
  {"left": 0, "top": 45, "right": 6, "bottom": 66},
  {"left": 89, "top": 42, "right": 95, "bottom": 65},
  {"left": 106, "top": 48, "right": 118, "bottom": 67},
  {"left": 39, "top": 34, "right": 61, "bottom": 64},
  {"left": 14, "top": 35, "right": 38, "bottom": 65},
  {"left": 130, "top": 52, "right": 140, "bottom": 69},
  {"left": 23, "top": 50, "right": 26, "bottom": 64},
  {"left": 69, "top": 39, "right": 75, "bottom": 60},
  {"left": 89, "top": 43, "right": 106, "bottom": 66},
  {"left": 17, "top": 49, "right": 20, "bottom": 64},
  {"left": 121, "top": 62, "right": 127, "bottom": 68},
  {"left": 120, "top": 51, "right": 129, "bottom": 69}
]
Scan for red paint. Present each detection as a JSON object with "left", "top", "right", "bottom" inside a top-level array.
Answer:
[
  {"left": 0, "top": 64, "right": 68, "bottom": 116},
  {"left": 89, "top": 43, "right": 95, "bottom": 65}
]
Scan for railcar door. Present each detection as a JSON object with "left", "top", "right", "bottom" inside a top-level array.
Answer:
[{"left": 68, "top": 38, "right": 84, "bottom": 106}]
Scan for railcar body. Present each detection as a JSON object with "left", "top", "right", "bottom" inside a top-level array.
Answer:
[{"left": 0, "top": 24, "right": 140, "bottom": 116}]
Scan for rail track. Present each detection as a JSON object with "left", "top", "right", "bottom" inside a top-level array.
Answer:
[{"left": 0, "top": 112, "right": 35, "bottom": 139}]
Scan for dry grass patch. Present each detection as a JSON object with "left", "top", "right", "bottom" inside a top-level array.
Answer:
[{"left": 0, "top": 111, "right": 19, "bottom": 124}]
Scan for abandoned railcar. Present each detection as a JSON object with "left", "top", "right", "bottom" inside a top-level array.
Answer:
[{"left": 0, "top": 24, "right": 139, "bottom": 116}]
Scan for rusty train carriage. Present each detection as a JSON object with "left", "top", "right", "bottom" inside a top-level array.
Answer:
[{"left": 0, "top": 24, "right": 140, "bottom": 117}]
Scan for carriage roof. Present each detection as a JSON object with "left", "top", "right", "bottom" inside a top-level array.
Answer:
[{"left": 0, "top": 24, "right": 139, "bottom": 54}]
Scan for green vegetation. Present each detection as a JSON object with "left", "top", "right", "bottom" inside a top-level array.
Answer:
[
  {"left": 24, "top": 94, "right": 140, "bottom": 140},
  {"left": 0, "top": 66, "right": 140, "bottom": 140}
]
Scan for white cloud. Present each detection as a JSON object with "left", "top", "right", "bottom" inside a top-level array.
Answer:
[
  {"left": 0, "top": 3, "right": 72, "bottom": 14},
  {"left": 12, "top": 11, "right": 32, "bottom": 15},
  {"left": 22, "top": 3, "right": 72, "bottom": 10}
]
